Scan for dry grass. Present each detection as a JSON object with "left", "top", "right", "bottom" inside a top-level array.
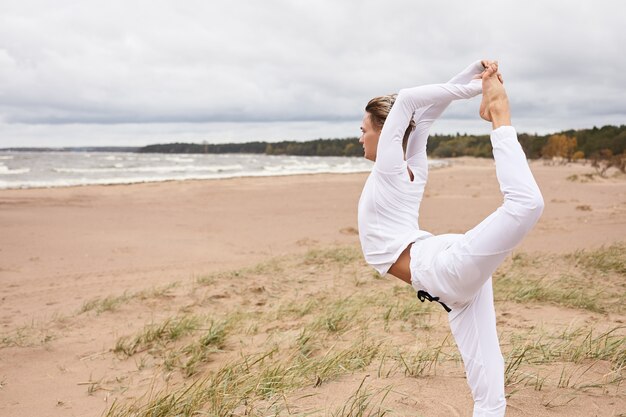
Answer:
[
  {"left": 494, "top": 243, "right": 626, "bottom": 313},
  {"left": 99, "top": 242, "right": 625, "bottom": 415},
  {"left": 9, "top": 243, "right": 622, "bottom": 415},
  {"left": 79, "top": 283, "right": 179, "bottom": 315},
  {"left": 0, "top": 320, "right": 56, "bottom": 348}
]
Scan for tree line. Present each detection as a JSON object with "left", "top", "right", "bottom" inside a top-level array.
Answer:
[
  {"left": 138, "top": 138, "right": 364, "bottom": 157},
  {"left": 138, "top": 124, "right": 626, "bottom": 163}
]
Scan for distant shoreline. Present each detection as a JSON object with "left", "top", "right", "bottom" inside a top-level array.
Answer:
[
  {"left": 1, "top": 123, "right": 624, "bottom": 160},
  {"left": 0, "top": 152, "right": 453, "bottom": 191},
  {"left": 0, "top": 151, "right": 375, "bottom": 190}
]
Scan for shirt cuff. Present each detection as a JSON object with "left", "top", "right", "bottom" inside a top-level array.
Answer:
[
  {"left": 490, "top": 125, "right": 517, "bottom": 145},
  {"left": 469, "top": 78, "right": 482, "bottom": 93}
]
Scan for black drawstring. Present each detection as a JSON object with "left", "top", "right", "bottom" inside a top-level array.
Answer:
[{"left": 417, "top": 290, "right": 451, "bottom": 313}]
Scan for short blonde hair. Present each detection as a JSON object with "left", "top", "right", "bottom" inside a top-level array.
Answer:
[{"left": 365, "top": 94, "right": 415, "bottom": 153}]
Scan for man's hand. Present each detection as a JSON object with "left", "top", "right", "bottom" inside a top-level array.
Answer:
[{"left": 474, "top": 60, "right": 504, "bottom": 84}]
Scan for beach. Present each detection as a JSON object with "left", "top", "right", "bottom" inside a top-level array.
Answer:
[{"left": 1, "top": 158, "right": 624, "bottom": 416}]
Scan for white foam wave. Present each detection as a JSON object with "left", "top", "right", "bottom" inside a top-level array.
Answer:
[
  {"left": 0, "top": 165, "right": 30, "bottom": 175},
  {"left": 53, "top": 164, "right": 245, "bottom": 174},
  {"left": 264, "top": 162, "right": 332, "bottom": 172},
  {"left": 101, "top": 155, "right": 137, "bottom": 162},
  {"left": 164, "top": 156, "right": 196, "bottom": 163},
  {"left": 0, "top": 166, "right": 370, "bottom": 189},
  {"left": 0, "top": 155, "right": 15, "bottom": 160},
  {"left": 0, "top": 154, "right": 447, "bottom": 190}
]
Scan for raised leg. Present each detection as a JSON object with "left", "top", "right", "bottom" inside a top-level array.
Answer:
[
  {"left": 430, "top": 125, "right": 544, "bottom": 302},
  {"left": 426, "top": 66, "right": 543, "bottom": 302}
]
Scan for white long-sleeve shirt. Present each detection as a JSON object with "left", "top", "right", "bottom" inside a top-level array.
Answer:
[{"left": 358, "top": 61, "right": 485, "bottom": 275}]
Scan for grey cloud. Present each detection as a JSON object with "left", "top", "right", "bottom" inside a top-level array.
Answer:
[{"left": 0, "top": 0, "right": 625, "bottom": 146}]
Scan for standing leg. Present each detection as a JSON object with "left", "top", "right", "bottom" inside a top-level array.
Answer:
[{"left": 448, "top": 278, "right": 506, "bottom": 417}]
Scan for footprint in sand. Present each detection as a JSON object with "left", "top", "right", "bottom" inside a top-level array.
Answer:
[{"left": 339, "top": 227, "right": 358, "bottom": 235}]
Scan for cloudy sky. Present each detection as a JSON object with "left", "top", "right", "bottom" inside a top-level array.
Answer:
[{"left": 1, "top": 0, "right": 624, "bottom": 147}]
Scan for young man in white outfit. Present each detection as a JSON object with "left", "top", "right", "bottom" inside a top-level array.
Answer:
[{"left": 357, "top": 62, "right": 544, "bottom": 417}]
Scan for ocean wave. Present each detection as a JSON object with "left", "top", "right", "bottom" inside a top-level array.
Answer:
[
  {"left": 0, "top": 155, "right": 15, "bottom": 160},
  {"left": 53, "top": 164, "right": 245, "bottom": 174},
  {"left": 0, "top": 152, "right": 447, "bottom": 190},
  {"left": 0, "top": 167, "right": 370, "bottom": 189},
  {"left": 164, "top": 156, "right": 196, "bottom": 163},
  {"left": 100, "top": 155, "right": 140, "bottom": 162},
  {"left": 0, "top": 165, "right": 30, "bottom": 175},
  {"left": 264, "top": 162, "right": 333, "bottom": 172}
]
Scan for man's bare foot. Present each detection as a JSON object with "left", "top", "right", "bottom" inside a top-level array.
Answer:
[{"left": 480, "top": 63, "right": 511, "bottom": 129}]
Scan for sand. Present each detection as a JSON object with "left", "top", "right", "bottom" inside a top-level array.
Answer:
[{"left": 1, "top": 158, "right": 624, "bottom": 416}]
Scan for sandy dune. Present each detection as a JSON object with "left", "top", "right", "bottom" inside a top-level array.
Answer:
[{"left": 1, "top": 158, "right": 624, "bottom": 416}]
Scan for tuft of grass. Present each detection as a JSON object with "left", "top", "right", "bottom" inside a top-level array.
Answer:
[
  {"left": 393, "top": 298, "right": 433, "bottom": 322},
  {"left": 307, "top": 338, "right": 381, "bottom": 383},
  {"left": 504, "top": 345, "right": 540, "bottom": 389},
  {"left": 294, "top": 328, "right": 317, "bottom": 358},
  {"left": 566, "top": 173, "right": 598, "bottom": 183},
  {"left": 115, "top": 314, "right": 236, "bottom": 377},
  {"left": 195, "top": 259, "right": 284, "bottom": 287},
  {"left": 509, "top": 325, "right": 625, "bottom": 368},
  {"left": 304, "top": 246, "right": 363, "bottom": 266},
  {"left": 78, "top": 283, "right": 182, "bottom": 316},
  {"left": 0, "top": 322, "right": 55, "bottom": 348},
  {"left": 494, "top": 244, "right": 626, "bottom": 313},
  {"left": 510, "top": 251, "right": 544, "bottom": 269},
  {"left": 195, "top": 270, "right": 242, "bottom": 286},
  {"left": 503, "top": 324, "right": 625, "bottom": 396},
  {"left": 557, "top": 326, "right": 626, "bottom": 367},
  {"left": 314, "top": 300, "right": 352, "bottom": 333},
  {"left": 179, "top": 320, "right": 228, "bottom": 377},
  {"left": 114, "top": 315, "right": 202, "bottom": 357},
  {"left": 80, "top": 293, "right": 132, "bottom": 314},
  {"left": 136, "top": 283, "right": 178, "bottom": 300},
  {"left": 396, "top": 335, "right": 453, "bottom": 378},
  {"left": 495, "top": 276, "right": 605, "bottom": 313},
  {"left": 249, "top": 258, "right": 284, "bottom": 275},
  {"left": 567, "top": 243, "right": 626, "bottom": 275},
  {"left": 276, "top": 298, "right": 319, "bottom": 319},
  {"left": 198, "top": 320, "right": 228, "bottom": 348},
  {"left": 307, "top": 295, "right": 378, "bottom": 335},
  {"left": 331, "top": 376, "right": 391, "bottom": 417},
  {"left": 105, "top": 336, "right": 382, "bottom": 417}
]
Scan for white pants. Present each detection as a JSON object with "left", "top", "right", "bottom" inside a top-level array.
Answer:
[{"left": 410, "top": 128, "right": 544, "bottom": 417}]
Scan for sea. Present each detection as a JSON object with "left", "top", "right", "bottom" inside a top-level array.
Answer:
[{"left": 0, "top": 151, "right": 447, "bottom": 190}]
